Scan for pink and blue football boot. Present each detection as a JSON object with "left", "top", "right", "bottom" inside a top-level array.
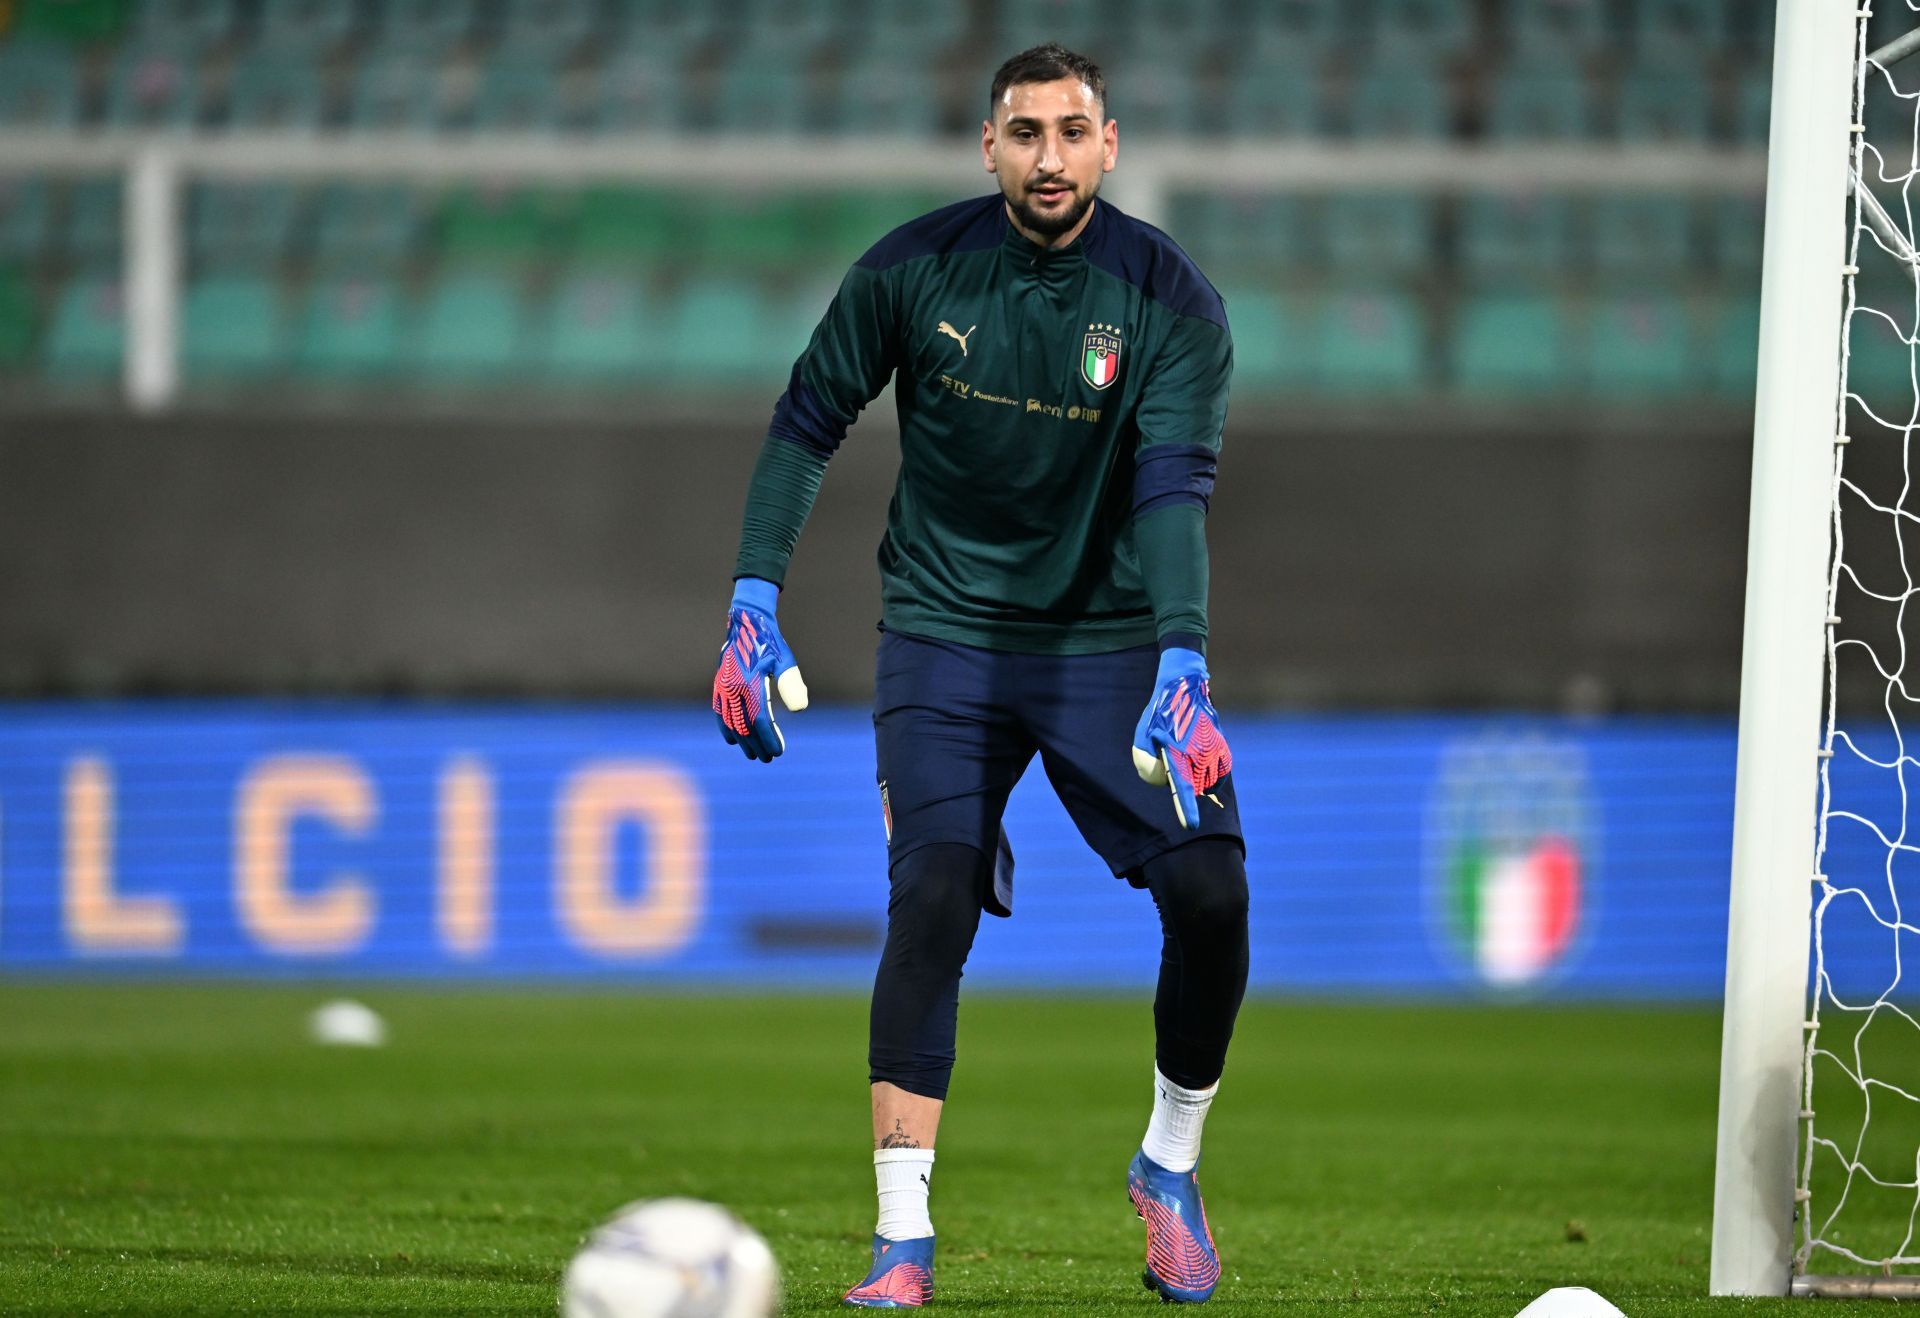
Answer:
[
  {"left": 842, "top": 1234, "right": 934, "bottom": 1308},
  {"left": 1128, "top": 1149, "right": 1221, "bottom": 1303}
]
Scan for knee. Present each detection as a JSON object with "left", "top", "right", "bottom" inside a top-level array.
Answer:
[
  {"left": 884, "top": 843, "right": 990, "bottom": 951},
  {"left": 1145, "top": 839, "right": 1249, "bottom": 936}
]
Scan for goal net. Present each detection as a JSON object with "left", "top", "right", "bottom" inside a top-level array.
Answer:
[{"left": 1800, "top": 0, "right": 1920, "bottom": 1283}]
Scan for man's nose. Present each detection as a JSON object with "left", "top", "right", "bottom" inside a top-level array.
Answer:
[{"left": 1039, "top": 134, "right": 1065, "bottom": 173}]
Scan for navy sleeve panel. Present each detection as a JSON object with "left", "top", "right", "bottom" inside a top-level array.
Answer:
[
  {"left": 1085, "top": 205, "right": 1228, "bottom": 330},
  {"left": 1134, "top": 442, "right": 1219, "bottom": 518},
  {"left": 768, "top": 365, "right": 850, "bottom": 458},
  {"left": 855, "top": 193, "right": 1006, "bottom": 271}
]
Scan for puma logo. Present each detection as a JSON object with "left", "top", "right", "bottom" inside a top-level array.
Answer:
[
  {"left": 918, "top": 1174, "right": 929, "bottom": 1187},
  {"left": 937, "top": 321, "right": 976, "bottom": 356}
]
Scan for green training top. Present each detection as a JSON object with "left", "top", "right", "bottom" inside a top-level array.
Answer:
[{"left": 733, "top": 192, "right": 1231, "bottom": 655}]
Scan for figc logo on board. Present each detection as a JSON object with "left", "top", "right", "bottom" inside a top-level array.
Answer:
[{"left": 1425, "top": 731, "right": 1597, "bottom": 990}]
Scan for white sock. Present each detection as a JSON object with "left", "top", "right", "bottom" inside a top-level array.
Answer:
[
  {"left": 1141, "top": 1067, "right": 1217, "bottom": 1173},
  {"left": 874, "top": 1148, "right": 935, "bottom": 1241}
]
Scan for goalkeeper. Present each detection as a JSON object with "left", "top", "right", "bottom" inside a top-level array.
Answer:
[{"left": 712, "top": 44, "right": 1248, "bottom": 1309}]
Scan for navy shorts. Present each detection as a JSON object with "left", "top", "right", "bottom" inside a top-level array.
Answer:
[{"left": 873, "top": 629, "right": 1245, "bottom": 916}]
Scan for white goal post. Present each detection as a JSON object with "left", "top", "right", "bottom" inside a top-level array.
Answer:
[{"left": 1711, "top": 0, "right": 1879, "bottom": 1299}]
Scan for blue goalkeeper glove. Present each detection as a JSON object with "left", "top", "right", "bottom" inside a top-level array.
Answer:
[
  {"left": 711, "top": 577, "right": 809, "bottom": 763},
  {"left": 1132, "top": 646, "right": 1233, "bottom": 831}
]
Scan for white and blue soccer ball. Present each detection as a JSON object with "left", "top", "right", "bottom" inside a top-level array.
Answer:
[{"left": 561, "top": 1197, "right": 779, "bottom": 1318}]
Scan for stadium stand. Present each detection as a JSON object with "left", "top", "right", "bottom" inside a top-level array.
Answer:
[{"left": 0, "top": 0, "right": 1779, "bottom": 400}]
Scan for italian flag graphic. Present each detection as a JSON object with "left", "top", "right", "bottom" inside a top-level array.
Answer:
[
  {"left": 1085, "top": 342, "right": 1117, "bottom": 387},
  {"left": 1447, "top": 835, "right": 1580, "bottom": 986}
]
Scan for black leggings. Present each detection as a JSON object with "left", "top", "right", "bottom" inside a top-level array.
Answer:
[{"left": 867, "top": 839, "right": 1249, "bottom": 1100}]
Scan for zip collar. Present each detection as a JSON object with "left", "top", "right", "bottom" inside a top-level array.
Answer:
[{"left": 1000, "top": 198, "right": 1101, "bottom": 274}]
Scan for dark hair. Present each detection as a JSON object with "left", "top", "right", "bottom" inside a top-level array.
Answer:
[{"left": 988, "top": 44, "right": 1106, "bottom": 119}]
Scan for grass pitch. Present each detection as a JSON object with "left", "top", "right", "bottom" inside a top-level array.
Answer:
[{"left": 0, "top": 984, "right": 1882, "bottom": 1315}]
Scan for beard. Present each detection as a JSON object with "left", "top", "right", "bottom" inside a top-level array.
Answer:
[{"left": 1005, "top": 178, "right": 1098, "bottom": 237}]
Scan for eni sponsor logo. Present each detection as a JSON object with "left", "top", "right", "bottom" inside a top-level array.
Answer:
[
  {"left": 1423, "top": 730, "right": 1596, "bottom": 992},
  {"left": 1023, "top": 398, "right": 1101, "bottom": 423}
]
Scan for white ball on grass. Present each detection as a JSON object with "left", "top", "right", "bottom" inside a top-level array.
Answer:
[
  {"left": 1513, "top": 1286, "right": 1627, "bottom": 1317},
  {"left": 307, "top": 999, "right": 387, "bottom": 1047},
  {"left": 562, "top": 1197, "right": 778, "bottom": 1318}
]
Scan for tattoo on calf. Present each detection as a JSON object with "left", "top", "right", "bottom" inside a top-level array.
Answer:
[{"left": 879, "top": 1120, "right": 921, "bottom": 1149}]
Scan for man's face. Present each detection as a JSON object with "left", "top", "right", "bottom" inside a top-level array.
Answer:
[{"left": 981, "top": 76, "right": 1118, "bottom": 242}]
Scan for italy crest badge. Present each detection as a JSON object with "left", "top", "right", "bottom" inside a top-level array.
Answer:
[{"left": 1082, "top": 324, "right": 1122, "bottom": 390}]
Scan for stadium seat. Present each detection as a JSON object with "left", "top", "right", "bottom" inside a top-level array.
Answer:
[
  {"left": 569, "top": 187, "right": 681, "bottom": 266},
  {"left": 412, "top": 275, "right": 528, "bottom": 376},
  {"left": 0, "top": 179, "right": 52, "bottom": 266},
  {"left": 189, "top": 183, "right": 302, "bottom": 272},
  {"left": 1587, "top": 195, "right": 1694, "bottom": 275},
  {"left": 1372, "top": 0, "right": 1479, "bottom": 59},
  {"left": 1631, "top": 0, "right": 1735, "bottom": 56},
  {"left": 470, "top": 60, "right": 566, "bottom": 133},
  {"left": 1707, "top": 293, "right": 1759, "bottom": 400},
  {"left": 1615, "top": 72, "right": 1711, "bottom": 142},
  {"left": 1176, "top": 193, "right": 1315, "bottom": 279},
  {"left": 661, "top": 277, "right": 783, "bottom": 380},
  {"left": 1000, "top": 0, "right": 1110, "bottom": 58},
  {"left": 312, "top": 185, "right": 424, "bottom": 273},
  {"left": 1508, "top": 0, "right": 1617, "bottom": 58},
  {"left": 350, "top": 52, "right": 446, "bottom": 132},
  {"left": 1221, "top": 58, "right": 1324, "bottom": 137},
  {"left": 1844, "top": 297, "right": 1915, "bottom": 413},
  {"left": 63, "top": 180, "right": 123, "bottom": 267},
  {"left": 1486, "top": 70, "right": 1596, "bottom": 140},
  {"left": 11, "top": 0, "right": 128, "bottom": 43},
  {"left": 1451, "top": 291, "right": 1573, "bottom": 394},
  {"left": 820, "top": 191, "right": 950, "bottom": 266},
  {"left": 182, "top": 276, "right": 285, "bottom": 377},
  {"left": 106, "top": 46, "right": 202, "bottom": 129},
  {"left": 1313, "top": 290, "right": 1427, "bottom": 394},
  {"left": 1587, "top": 292, "right": 1692, "bottom": 393},
  {"left": 1347, "top": 61, "right": 1452, "bottom": 139},
  {"left": 826, "top": 55, "right": 946, "bottom": 136},
  {"left": 297, "top": 279, "right": 403, "bottom": 375},
  {"left": 1733, "top": 65, "right": 1769, "bottom": 144},
  {"left": 1115, "top": 61, "right": 1209, "bottom": 137},
  {"left": 130, "top": 0, "right": 235, "bottom": 51},
  {"left": 438, "top": 185, "right": 562, "bottom": 267},
  {"left": 858, "top": 3, "right": 965, "bottom": 60},
  {"left": 542, "top": 271, "right": 661, "bottom": 378},
  {"left": 1322, "top": 195, "right": 1433, "bottom": 275},
  {"left": 224, "top": 53, "right": 327, "bottom": 131},
  {"left": 495, "top": 0, "right": 605, "bottom": 58},
  {"left": 591, "top": 51, "right": 691, "bottom": 133},
  {"left": 1709, "top": 190, "right": 1764, "bottom": 276},
  {"left": 1216, "top": 286, "right": 1310, "bottom": 391},
  {"left": 713, "top": 46, "right": 814, "bottom": 134},
  {"left": 0, "top": 269, "right": 36, "bottom": 368},
  {"left": 367, "top": 0, "right": 479, "bottom": 55},
  {"left": 691, "top": 196, "right": 814, "bottom": 273},
  {"left": 732, "top": 0, "right": 843, "bottom": 54},
  {"left": 1241, "top": 0, "right": 1354, "bottom": 57},
  {"left": 254, "top": 0, "right": 361, "bottom": 52},
  {"left": 0, "top": 40, "right": 81, "bottom": 128},
  {"left": 43, "top": 274, "right": 124, "bottom": 377},
  {"left": 601, "top": 0, "right": 720, "bottom": 61},
  {"left": 1458, "top": 191, "right": 1577, "bottom": 278},
  {"left": 1119, "top": 0, "right": 1231, "bottom": 65}
]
